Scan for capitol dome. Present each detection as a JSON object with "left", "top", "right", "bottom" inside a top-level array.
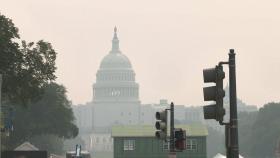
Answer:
[
  {"left": 100, "top": 27, "right": 132, "bottom": 69},
  {"left": 100, "top": 53, "right": 132, "bottom": 69},
  {"left": 93, "top": 27, "right": 139, "bottom": 102}
]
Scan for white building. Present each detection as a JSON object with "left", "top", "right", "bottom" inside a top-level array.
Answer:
[
  {"left": 89, "top": 133, "right": 113, "bottom": 152},
  {"left": 73, "top": 103, "right": 93, "bottom": 132},
  {"left": 91, "top": 27, "right": 140, "bottom": 132}
]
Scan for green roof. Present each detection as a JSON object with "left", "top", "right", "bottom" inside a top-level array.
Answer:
[{"left": 111, "top": 124, "right": 208, "bottom": 137}]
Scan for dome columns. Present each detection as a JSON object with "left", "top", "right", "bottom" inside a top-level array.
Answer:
[{"left": 93, "top": 86, "right": 139, "bottom": 100}]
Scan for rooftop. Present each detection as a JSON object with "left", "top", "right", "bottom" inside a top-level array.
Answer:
[{"left": 111, "top": 124, "right": 208, "bottom": 137}]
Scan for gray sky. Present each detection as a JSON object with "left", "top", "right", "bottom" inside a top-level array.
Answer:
[{"left": 1, "top": 0, "right": 280, "bottom": 107}]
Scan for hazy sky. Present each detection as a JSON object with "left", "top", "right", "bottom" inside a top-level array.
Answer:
[{"left": 1, "top": 0, "right": 280, "bottom": 107}]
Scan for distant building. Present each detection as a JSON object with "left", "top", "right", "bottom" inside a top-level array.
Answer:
[
  {"left": 139, "top": 99, "right": 172, "bottom": 126},
  {"left": 89, "top": 133, "right": 113, "bottom": 152},
  {"left": 91, "top": 27, "right": 140, "bottom": 132},
  {"left": 73, "top": 103, "right": 93, "bottom": 133},
  {"left": 139, "top": 104, "right": 155, "bottom": 125},
  {"left": 73, "top": 28, "right": 141, "bottom": 152},
  {"left": 139, "top": 99, "right": 200, "bottom": 126},
  {"left": 111, "top": 124, "right": 208, "bottom": 158},
  {"left": 175, "top": 105, "right": 186, "bottom": 121},
  {"left": 184, "top": 106, "right": 204, "bottom": 124}
]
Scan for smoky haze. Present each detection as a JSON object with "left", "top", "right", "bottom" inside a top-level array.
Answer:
[{"left": 1, "top": 0, "right": 280, "bottom": 107}]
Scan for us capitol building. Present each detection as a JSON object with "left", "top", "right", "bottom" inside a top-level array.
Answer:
[
  {"left": 91, "top": 27, "right": 141, "bottom": 132},
  {"left": 72, "top": 28, "right": 256, "bottom": 154},
  {"left": 72, "top": 27, "right": 190, "bottom": 153}
]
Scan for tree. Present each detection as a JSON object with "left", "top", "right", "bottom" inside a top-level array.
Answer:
[
  {"left": 3, "top": 83, "right": 78, "bottom": 150},
  {"left": 238, "top": 111, "right": 258, "bottom": 157},
  {"left": 249, "top": 102, "right": 280, "bottom": 158},
  {"left": 238, "top": 103, "right": 280, "bottom": 158},
  {"left": 0, "top": 13, "right": 56, "bottom": 106},
  {"left": 1, "top": 13, "right": 78, "bottom": 153},
  {"left": 207, "top": 126, "right": 225, "bottom": 158}
]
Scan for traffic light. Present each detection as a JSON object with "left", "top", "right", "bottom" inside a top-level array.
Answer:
[
  {"left": 155, "top": 110, "right": 168, "bottom": 140},
  {"left": 174, "top": 128, "right": 186, "bottom": 151},
  {"left": 203, "top": 65, "right": 226, "bottom": 122}
]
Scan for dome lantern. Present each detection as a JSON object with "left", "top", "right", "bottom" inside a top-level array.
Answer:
[
  {"left": 111, "top": 26, "right": 120, "bottom": 52},
  {"left": 99, "top": 27, "right": 132, "bottom": 69}
]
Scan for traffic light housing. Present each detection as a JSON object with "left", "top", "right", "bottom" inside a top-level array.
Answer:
[
  {"left": 174, "top": 128, "right": 186, "bottom": 151},
  {"left": 155, "top": 110, "right": 168, "bottom": 140},
  {"left": 203, "top": 65, "right": 225, "bottom": 122}
]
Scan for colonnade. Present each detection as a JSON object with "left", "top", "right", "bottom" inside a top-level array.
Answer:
[{"left": 93, "top": 87, "right": 138, "bottom": 98}]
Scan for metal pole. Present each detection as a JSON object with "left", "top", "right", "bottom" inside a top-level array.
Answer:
[
  {"left": 229, "top": 49, "right": 239, "bottom": 158},
  {"left": 0, "top": 74, "right": 2, "bottom": 158},
  {"left": 225, "top": 124, "right": 230, "bottom": 158},
  {"left": 170, "top": 102, "right": 175, "bottom": 152}
]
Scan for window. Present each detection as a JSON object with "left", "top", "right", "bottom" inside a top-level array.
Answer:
[
  {"left": 163, "top": 141, "right": 170, "bottom": 150},
  {"left": 186, "top": 139, "right": 197, "bottom": 151},
  {"left": 124, "top": 140, "right": 135, "bottom": 151}
]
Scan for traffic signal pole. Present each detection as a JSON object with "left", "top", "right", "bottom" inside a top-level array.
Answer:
[
  {"left": 0, "top": 74, "right": 2, "bottom": 158},
  {"left": 225, "top": 124, "right": 230, "bottom": 158},
  {"left": 170, "top": 102, "right": 175, "bottom": 152},
  {"left": 155, "top": 102, "right": 186, "bottom": 157},
  {"left": 219, "top": 49, "right": 239, "bottom": 158},
  {"left": 203, "top": 49, "right": 239, "bottom": 158},
  {"left": 229, "top": 49, "right": 239, "bottom": 158}
]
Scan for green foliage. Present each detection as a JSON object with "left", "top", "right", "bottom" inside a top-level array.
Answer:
[
  {"left": 238, "top": 111, "right": 258, "bottom": 157},
  {"left": 0, "top": 13, "right": 20, "bottom": 72},
  {"left": 0, "top": 13, "right": 78, "bottom": 153},
  {"left": 3, "top": 83, "right": 78, "bottom": 151},
  {"left": 207, "top": 106, "right": 279, "bottom": 158},
  {"left": 0, "top": 13, "right": 56, "bottom": 105},
  {"left": 250, "top": 102, "right": 280, "bottom": 158},
  {"left": 206, "top": 126, "right": 225, "bottom": 158},
  {"left": 239, "top": 103, "right": 280, "bottom": 158}
]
